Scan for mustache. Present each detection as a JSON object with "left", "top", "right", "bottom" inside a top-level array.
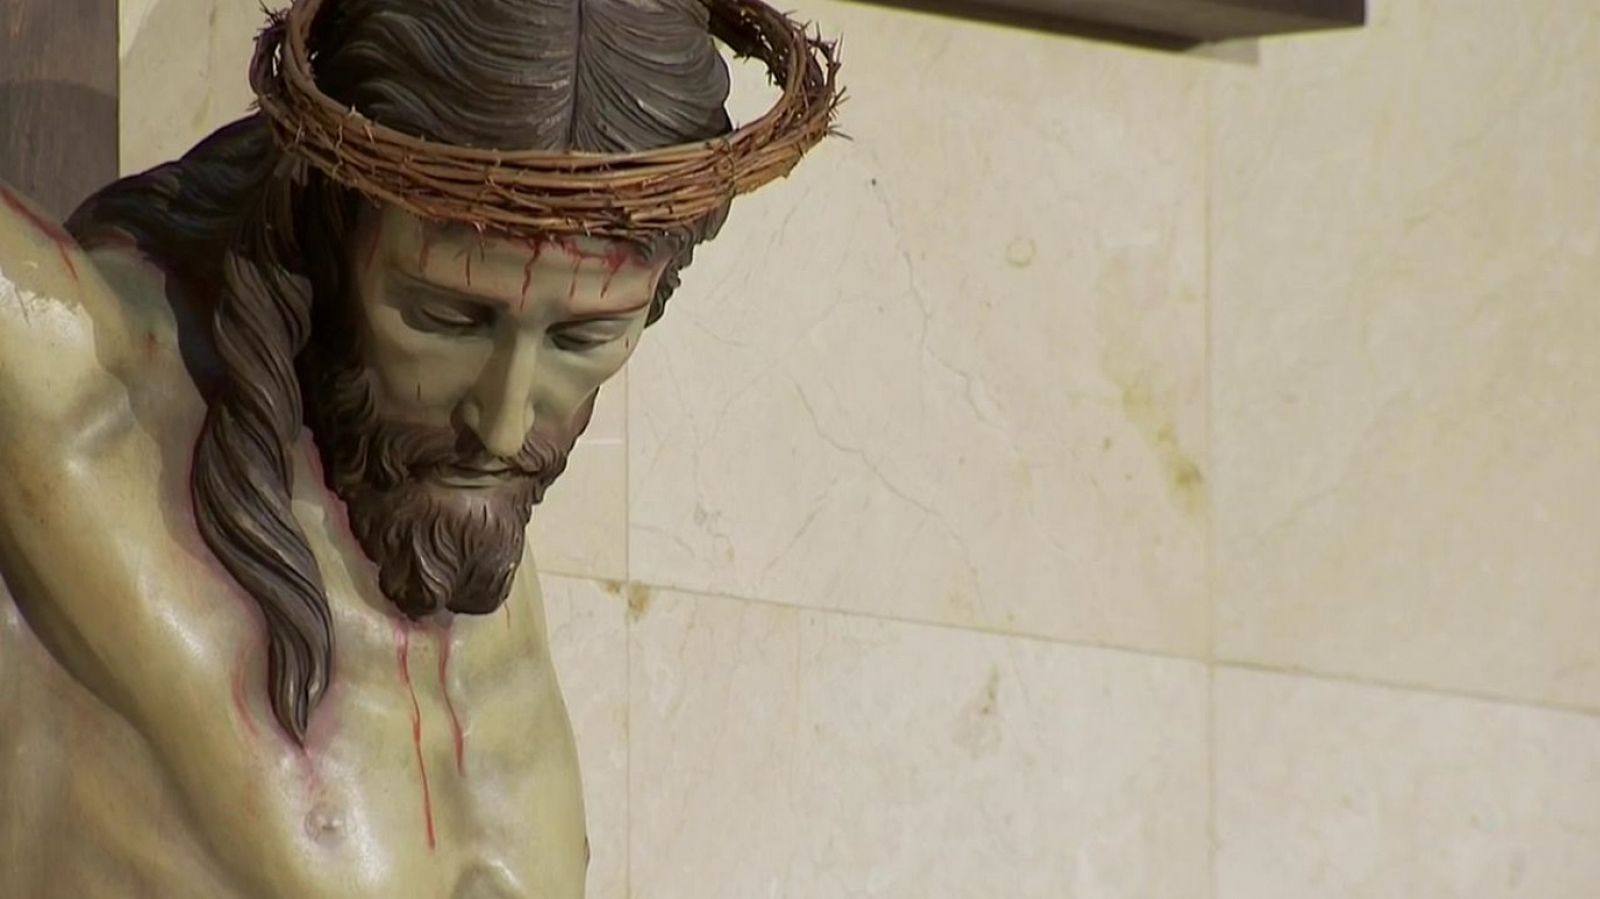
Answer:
[
  {"left": 303, "top": 348, "right": 573, "bottom": 492},
  {"left": 301, "top": 333, "right": 598, "bottom": 505},
  {"left": 362, "top": 421, "right": 564, "bottom": 487}
]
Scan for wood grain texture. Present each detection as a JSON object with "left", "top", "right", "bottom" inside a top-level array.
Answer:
[{"left": 0, "top": 0, "right": 118, "bottom": 219}]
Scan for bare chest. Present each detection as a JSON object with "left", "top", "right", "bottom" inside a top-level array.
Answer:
[
  {"left": 256, "top": 579, "right": 589, "bottom": 899},
  {"left": 3, "top": 492, "right": 588, "bottom": 899},
  {"left": 226, "top": 445, "right": 596, "bottom": 896},
  {"left": 1, "top": 246, "right": 589, "bottom": 897}
]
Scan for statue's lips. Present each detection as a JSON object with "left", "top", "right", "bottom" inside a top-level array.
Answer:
[{"left": 431, "top": 463, "right": 518, "bottom": 489}]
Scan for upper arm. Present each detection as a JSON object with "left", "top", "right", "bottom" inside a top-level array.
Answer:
[
  {"left": 0, "top": 181, "right": 141, "bottom": 435},
  {"left": 0, "top": 184, "right": 195, "bottom": 721},
  {"left": 0, "top": 184, "right": 361, "bottom": 896}
]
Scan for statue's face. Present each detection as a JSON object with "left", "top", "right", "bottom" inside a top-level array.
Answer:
[
  {"left": 302, "top": 204, "right": 665, "bottom": 618},
  {"left": 351, "top": 204, "right": 660, "bottom": 460}
]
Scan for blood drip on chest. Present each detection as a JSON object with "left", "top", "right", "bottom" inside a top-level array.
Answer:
[
  {"left": 395, "top": 623, "right": 437, "bottom": 851},
  {"left": 438, "top": 636, "right": 466, "bottom": 776}
]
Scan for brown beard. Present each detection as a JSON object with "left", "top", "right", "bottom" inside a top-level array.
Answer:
[{"left": 301, "top": 343, "right": 594, "bottom": 618}]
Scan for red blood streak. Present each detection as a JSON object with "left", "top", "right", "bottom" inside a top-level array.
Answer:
[
  {"left": 554, "top": 237, "right": 585, "bottom": 262},
  {"left": 563, "top": 243, "right": 582, "bottom": 306},
  {"left": 599, "top": 250, "right": 629, "bottom": 297},
  {"left": 520, "top": 257, "right": 536, "bottom": 309},
  {"left": 396, "top": 624, "right": 437, "bottom": 851},
  {"left": 438, "top": 636, "right": 466, "bottom": 776},
  {"left": 516, "top": 238, "right": 546, "bottom": 311},
  {"left": 0, "top": 184, "right": 78, "bottom": 282},
  {"left": 553, "top": 236, "right": 637, "bottom": 300},
  {"left": 555, "top": 235, "right": 628, "bottom": 265}
]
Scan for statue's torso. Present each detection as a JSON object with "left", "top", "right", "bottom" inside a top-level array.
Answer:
[{"left": 0, "top": 236, "right": 589, "bottom": 898}]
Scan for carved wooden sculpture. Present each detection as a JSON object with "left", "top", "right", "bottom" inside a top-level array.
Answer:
[{"left": 0, "top": 1, "right": 838, "bottom": 895}]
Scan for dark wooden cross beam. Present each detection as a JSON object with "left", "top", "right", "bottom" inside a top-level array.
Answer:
[
  {"left": 857, "top": 0, "right": 1365, "bottom": 44},
  {"left": 0, "top": 0, "right": 119, "bottom": 220},
  {"left": 1046, "top": 0, "right": 1364, "bottom": 40}
]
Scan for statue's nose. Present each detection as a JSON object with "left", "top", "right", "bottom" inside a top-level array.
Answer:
[{"left": 461, "top": 333, "right": 540, "bottom": 458}]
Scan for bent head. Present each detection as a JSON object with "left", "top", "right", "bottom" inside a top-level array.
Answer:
[
  {"left": 68, "top": 0, "right": 742, "bottom": 739},
  {"left": 305, "top": 205, "right": 667, "bottom": 616}
]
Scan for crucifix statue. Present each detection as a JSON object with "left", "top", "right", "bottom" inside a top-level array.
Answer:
[{"left": 0, "top": 0, "right": 838, "bottom": 895}]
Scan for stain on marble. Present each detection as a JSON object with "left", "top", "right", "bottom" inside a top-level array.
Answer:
[{"left": 630, "top": 0, "right": 1211, "bottom": 657}]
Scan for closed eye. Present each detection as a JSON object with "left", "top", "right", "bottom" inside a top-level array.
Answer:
[
  {"left": 550, "top": 319, "right": 632, "bottom": 352},
  {"left": 406, "top": 300, "right": 495, "bottom": 335}
]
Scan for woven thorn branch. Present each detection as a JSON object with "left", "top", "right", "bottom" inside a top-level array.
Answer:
[{"left": 249, "top": 0, "right": 845, "bottom": 240}]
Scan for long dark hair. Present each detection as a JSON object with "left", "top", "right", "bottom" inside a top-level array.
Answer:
[{"left": 68, "top": 0, "right": 732, "bottom": 743}]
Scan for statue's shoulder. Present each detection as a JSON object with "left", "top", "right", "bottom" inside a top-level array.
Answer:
[
  {"left": 0, "top": 182, "right": 106, "bottom": 324},
  {"left": 0, "top": 181, "right": 165, "bottom": 439}
]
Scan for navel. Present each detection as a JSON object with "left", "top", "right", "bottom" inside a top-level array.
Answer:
[{"left": 303, "top": 801, "right": 347, "bottom": 846}]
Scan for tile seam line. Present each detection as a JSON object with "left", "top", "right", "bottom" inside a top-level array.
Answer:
[
  {"left": 1215, "top": 658, "right": 1600, "bottom": 721},
  {"left": 592, "top": 575, "right": 1210, "bottom": 664},
  {"left": 554, "top": 574, "right": 1600, "bottom": 720}
]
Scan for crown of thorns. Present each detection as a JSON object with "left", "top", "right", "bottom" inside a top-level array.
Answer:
[{"left": 249, "top": 0, "right": 842, "bottom": 239}]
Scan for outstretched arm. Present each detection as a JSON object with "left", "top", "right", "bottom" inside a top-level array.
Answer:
[{"left": 0, "top": 182, "right": 358, "bottom": 897}]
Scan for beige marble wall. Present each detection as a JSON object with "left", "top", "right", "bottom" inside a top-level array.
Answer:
[
  {"left": 118, "top": 0, "right": 1600, "bottom": 895},
  {"left": 120, "top": 0, "right": 266, "bottom": 175},
  {"left": 631, "top": 2, "right": 1210, "bottom": 659},
  {"left": 1212, "top": 0, "right": 1600, "bottom": 716}
]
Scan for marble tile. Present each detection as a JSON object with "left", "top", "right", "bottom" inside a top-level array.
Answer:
[
  {"left": 533, "top": 378, "right": 628, "bottom": 582},
  {"left": 627, "top": 589, "right": 807, "bottom": 897},
  {"left": 629, "top": 588, "right": 1210, "bottom": 898},
  {"left": 628, "top": 0, "right": 1211, "bottom": 655},
  {"left": 1211, "top": 0, "right": 1600, "bottom": 709},
  {"left": 120, "top": 0, "right": 276, "bottom": 175},
  {"left": 540, "top": 575, "right": 630, "bottom": 899},
  {"left": 1216, "top": 667, "right": 1600, "bottom": 899}
]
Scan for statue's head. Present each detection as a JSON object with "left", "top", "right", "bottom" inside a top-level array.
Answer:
[
  {"left": 306, "top": 210, "right": 673, "bottom": 623},
  {"left": 68, "top": 0, "right": 835, "bottom": 742},
  {"left": 278, "top": 0, "right": 736, "bottom": 631}
]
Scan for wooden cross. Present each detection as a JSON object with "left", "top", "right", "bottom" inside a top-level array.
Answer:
[
  {"left": 0, "top": 0, "right": 119, "bottom": 220},
  {"left": 861, "top": 0, "right": 1364, "bottom": 44}
]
